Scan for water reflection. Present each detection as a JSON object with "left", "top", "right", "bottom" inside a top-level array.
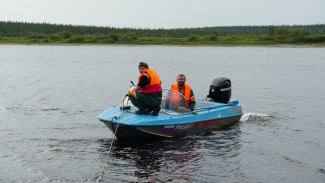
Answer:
[{"left": 97, "top": 125, "right": 242, "bottom": 182}]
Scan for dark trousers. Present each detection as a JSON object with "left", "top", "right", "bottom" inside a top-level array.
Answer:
[{"left": 128, "top": 92, "right": 162, "bottom": 110}]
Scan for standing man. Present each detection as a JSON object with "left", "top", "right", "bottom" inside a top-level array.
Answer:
[
  {"left": 170, "top": 74, "right": 196, "bottom": 112},
  {"left": 128, "top": 62, "right": 162, "bottom": 116}
]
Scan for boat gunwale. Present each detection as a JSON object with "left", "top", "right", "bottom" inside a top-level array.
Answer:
[{"left": 98, "top": 103, "right": 243, "bottom": 126}]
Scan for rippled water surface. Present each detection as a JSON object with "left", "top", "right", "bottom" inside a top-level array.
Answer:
[{"left": 1, "top": 45, "right": 324, "bottom": 182}]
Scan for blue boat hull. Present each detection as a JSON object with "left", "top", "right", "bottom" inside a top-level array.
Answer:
[{"left": 98, "top": 99, "right": 243, "bottom": 140}]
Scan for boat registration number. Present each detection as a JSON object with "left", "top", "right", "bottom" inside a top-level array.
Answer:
[{"left": 175, "top": 123, "right": 194, "bottom": 130}]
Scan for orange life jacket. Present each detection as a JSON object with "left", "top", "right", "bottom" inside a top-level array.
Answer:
[
  {"left": 138, "top": 69, "right": 162, "bottom": 94},
  {"left": 170, "top": 84, "right": 194, "bottom": 106}
]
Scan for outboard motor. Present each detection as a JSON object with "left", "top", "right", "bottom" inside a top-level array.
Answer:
[{"left": 207, "top": 77, "right": 231, "bottom": 103}]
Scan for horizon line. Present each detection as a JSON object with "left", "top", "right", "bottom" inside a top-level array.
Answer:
[{"left": 1, "top": 20, "right": 324, "bottom": 30}]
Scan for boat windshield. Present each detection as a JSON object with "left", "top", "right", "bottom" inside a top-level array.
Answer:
[{"left": 161, "top": 89, "right": 190, "bottom": 115}]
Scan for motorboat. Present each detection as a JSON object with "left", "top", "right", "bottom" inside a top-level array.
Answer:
[{"left": 98, "top": 77, "right": 243, "bottom": 140}]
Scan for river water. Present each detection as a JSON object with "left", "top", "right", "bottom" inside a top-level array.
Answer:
[{"left": 0, "top": 45, "right": 324, "bottom": 183}]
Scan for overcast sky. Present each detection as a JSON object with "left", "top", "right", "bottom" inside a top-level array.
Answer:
[{"left": 1, "top": 0, "right": 324, "bottom": 29}]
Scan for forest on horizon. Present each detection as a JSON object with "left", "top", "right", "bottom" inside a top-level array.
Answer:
[{"left": 0, "top": 21, "right": 324, "bottom": 45}]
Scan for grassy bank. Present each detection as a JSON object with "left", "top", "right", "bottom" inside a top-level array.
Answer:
[{"left": 1, "top": 36, "right": 324, "bottom": 47}]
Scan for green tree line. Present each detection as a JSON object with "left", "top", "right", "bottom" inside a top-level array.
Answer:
[{"left": 0, "top": 21, "right": 324, "bottom": 44}]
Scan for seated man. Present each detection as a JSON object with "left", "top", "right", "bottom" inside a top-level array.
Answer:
[
  {"left": 170, "top": 74, "right": 196, "bottom": 112},
  {"left": 128, "top": 62, "right": 162, "bottom": 116}
]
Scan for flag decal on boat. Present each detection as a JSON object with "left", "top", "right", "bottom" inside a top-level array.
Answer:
[{"left": 161, "top": 125, "right": 174, "bottom": 133}]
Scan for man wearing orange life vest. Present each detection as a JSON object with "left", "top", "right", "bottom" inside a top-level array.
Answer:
[
  {"left": 128, "top": 62, "right": 162, "bottom": 116},
  {"left": 170, "top": 74, "right": 196, "bottom": 112}
]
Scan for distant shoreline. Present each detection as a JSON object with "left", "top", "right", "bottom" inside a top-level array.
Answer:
[
  {"left": 1, "top": 42, "right": 324, "bottom": 47},
  {"left": 1, "top": 22, "right": 324, "bottom": 47}
]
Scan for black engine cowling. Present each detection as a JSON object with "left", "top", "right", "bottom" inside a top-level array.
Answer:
[{"left": 207, "top": 77, "right": 231, "bottom": 103}]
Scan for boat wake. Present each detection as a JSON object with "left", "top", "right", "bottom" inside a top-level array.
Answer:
[{"left": 240, "top": 113, "right": 273, "bottom": 122}]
